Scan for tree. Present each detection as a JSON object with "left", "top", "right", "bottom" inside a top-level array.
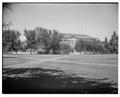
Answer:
[
  {"left": 104, "top": 37, "right": 108, "bottom": 48},
  {"left": 3, "top": 29, "right": 21, "bottom": 52},
  {"left": 75, "top": 40, "right": 86, "bottom": 53},
  {"left": 60, "top": 43, "right": 73, "bottom": 54},
  {"left": 92, "top": 40, "right": 103, "bottom": 54},
  {"left": 24, "top": 29, "right": 39, "bottom": 51},
  {"left": 34, "top": 27, "right": 53, "bottom": 54},
  {"left": 103, "top": 37, "right": 110, "bottom": 54},
  {"left": 109, "top": 31, "right": 118, "bottom": 54},
  {"left": 85, "top": 41, "right": 94, "bottom": 52},
  {"left": 24, "top": 27, "right": 63, "bottom": 54},
  {"left": 51, "top": 30, "right": 63, "bottom": 54},
  {"left": 75, "top": 39, "right": 104, "bottom": 54}
]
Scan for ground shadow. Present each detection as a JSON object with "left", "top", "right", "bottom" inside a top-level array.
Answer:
[
  {"left": 2, "top": 68, "right": 118, "bottom": 94},
  {"left": 3, "top": 56, "right": 17, "bottom": 58}
]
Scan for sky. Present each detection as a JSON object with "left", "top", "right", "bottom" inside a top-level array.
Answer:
[{"left": 3, "top": 3, "right": 118, "bottom": 41}]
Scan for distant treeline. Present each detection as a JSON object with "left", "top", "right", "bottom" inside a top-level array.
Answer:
[
  {"left": 75, "top": 32, "right": 118, "bottom": 54},
  {"left": 2, "top": 26, "right": 118, "bottom": 54}
]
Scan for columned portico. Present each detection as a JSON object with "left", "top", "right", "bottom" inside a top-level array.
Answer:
[
  {"left": 70, "top": 38, "right": 76, "bottom": 48},
  {"left": 61, "top": 37, "right": 77, "bottom": 53}
]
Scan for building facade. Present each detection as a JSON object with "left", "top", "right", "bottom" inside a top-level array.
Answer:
[{"left": 61, "top": 33, "right": 100, "bottom": 53}]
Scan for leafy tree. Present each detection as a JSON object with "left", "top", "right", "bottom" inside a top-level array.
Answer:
[
  {"left": 104, "top": 37, "right": 109, "bottom": 48},
  {"left": 75, "top": 31, "right": 118, "bottom": 54},
  {"left": 109, "top": 31, "right": 118, "bottom": 54},
  {"left": 85, "top": 41, "right": 94, "bottom": 52},
  {"left": 24, "top": 29, "right": 39, "bottom": 51},
  {"left": 75, "top": 40, "right": 86, "bottom": 52},
  {"left": 92, "top": 40, "right": 103, "bottom": 54},
  {"left": 3, "top": 29, "right": 21, "bottom": 52},
  {"left": 75, "top": 39, "right": 104, "bottom": 54},
  {"left": 60, "top": 43, "right": 73, "bottom": 54},
  {"left": 102, "top": 37, "right": 110, "bottom": 54},
  {"left": 34, "top": 27, "right": 52, "bottom": 54},
  {"left": 51, "top": 30, "right": 63, "bottom": 54},
  {"left": 35, "top": 27, "right": 63, "bottom": 54},
  {"left": 24, "top": 27, "right": 63, "bottom": 54}
]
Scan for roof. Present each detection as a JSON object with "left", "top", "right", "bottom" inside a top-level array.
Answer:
[
  {"left": 61, "top": 33, "right": 101, "bottom": 42},
  {"left": 62, "top": 33, "right": 94, "bottom": 39}
]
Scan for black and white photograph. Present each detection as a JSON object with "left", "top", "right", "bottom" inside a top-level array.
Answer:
[{"left": 2, "top": 2, "right": 118, "bottom": 94}]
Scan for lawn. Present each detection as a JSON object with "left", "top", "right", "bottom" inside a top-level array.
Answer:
[{"left": 2, "top": 54, "right": 118, "bottom": 94}]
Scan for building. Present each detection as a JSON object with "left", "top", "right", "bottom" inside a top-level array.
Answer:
[{"left": 61, "top": 33, "right": 100, "bottom": 53}]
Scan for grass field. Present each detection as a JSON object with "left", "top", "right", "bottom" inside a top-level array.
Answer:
[{"left": 3, "top": 54, "right": 118, "bottom": 93}]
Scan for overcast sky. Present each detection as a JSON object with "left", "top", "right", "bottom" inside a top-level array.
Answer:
[{"left": 3, "top": 3, "right": 118, "bottom": 41}]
